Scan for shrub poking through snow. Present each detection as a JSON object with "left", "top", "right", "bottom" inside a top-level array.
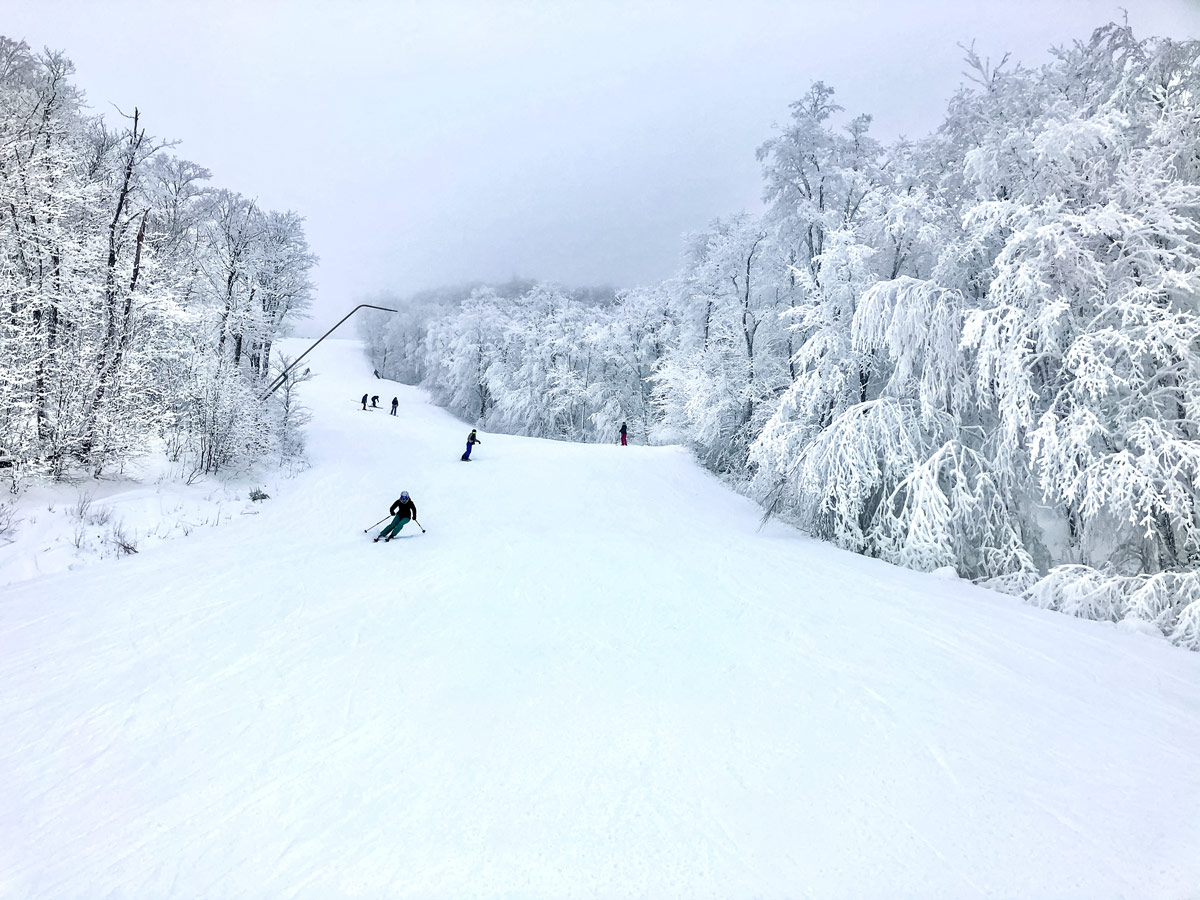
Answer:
[
  {"left": 105, "top": 520, "right": 138, "bottom": 556},
  {"left": 0, "top": 500, "right": 18, "bottom": 542}
]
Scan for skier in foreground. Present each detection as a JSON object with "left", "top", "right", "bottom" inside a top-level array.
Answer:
[
  {"left": 374, "top": 491, "right": 417, "bottom": 542},
  {"left": 461, "top": 429, "right": 481, "bottom": 461}
]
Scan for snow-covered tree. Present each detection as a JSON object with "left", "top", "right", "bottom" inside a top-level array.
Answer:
[{"left": 0, "top": 37, "right": 315, "bottom": 482}]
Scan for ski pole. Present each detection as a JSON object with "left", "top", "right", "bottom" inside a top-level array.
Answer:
[
  {"left": 363, "top": 515, "right": 390, "bottom": 533},
  {"left": 413, "top": 518, "right": 426, "bottom": 534}
]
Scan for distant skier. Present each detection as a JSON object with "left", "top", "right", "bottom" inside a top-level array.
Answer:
[
  {"left": 620, "top": 421, "right": 628, "bottom": 446},
  {"left": 361, "top": 393, "right": 369, "bottom": 410},
  {"left": 371, "top": 395, "right": 380, "bottom": 408},
  {"left": 461, "top": 429, "right": 481, "bottom": 461},
  {"left": 374, "top": 491, "right": 417, "bottom": 542},
  {"left": 373, "top": 369, "right": 380, "bottom": 378},
  {"left": 390, "top": 397, "right": 399, "bottom": 416}
]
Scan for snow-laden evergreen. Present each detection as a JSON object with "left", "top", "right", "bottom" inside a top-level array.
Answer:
[
  {"left": 362, "top": 23, "right": 1200, "bottom": 647},
  {"left": 0, "top": 38, "right": 316, "bottom": 485}
]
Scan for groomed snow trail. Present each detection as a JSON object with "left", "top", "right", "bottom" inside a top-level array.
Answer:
[{"left": 2, "top": 339, "right": 1199, "bottom": 899}]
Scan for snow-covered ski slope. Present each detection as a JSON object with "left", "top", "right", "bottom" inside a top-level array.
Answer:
[{"left": 2, "top": 339, "right": 1199, "bottom": 899}]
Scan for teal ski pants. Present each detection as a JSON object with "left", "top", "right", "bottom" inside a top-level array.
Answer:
[{"left": 379, "top": 515, "right": 410, "bottom": 539}]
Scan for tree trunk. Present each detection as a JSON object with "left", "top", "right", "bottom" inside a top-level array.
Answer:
[{"left": 84, "top": 110, "right": 146, "bottom": 457}]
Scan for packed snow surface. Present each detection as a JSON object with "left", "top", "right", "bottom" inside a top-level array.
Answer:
[{"left": 2, "top": 339, "right": 1199, "bottom": 899}]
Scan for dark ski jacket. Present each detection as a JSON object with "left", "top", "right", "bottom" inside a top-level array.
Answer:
[
  {"left": 467, "top": 430, "right": 480, "bottom": 445},
  {"left": 390, "top": 497, "right": 417, "bottom": 520},
  {"left": 619, "top": 422, "right": 627, "bottom": 436}
]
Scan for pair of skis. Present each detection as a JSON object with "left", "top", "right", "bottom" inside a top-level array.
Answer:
[{"left": 363, "top": 517, "right": 426, "bottom": 536}]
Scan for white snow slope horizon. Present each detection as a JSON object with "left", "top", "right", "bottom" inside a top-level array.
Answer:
[{"left": 2, "top": 339, "right": 1199, "bottom": 899}]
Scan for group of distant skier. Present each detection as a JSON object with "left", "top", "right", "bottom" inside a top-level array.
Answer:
[
  {"left": 362, "top": 380, "right": 630, "bottom": 544},
  {"left": 362, "top": 393, "right": 399, "bottom": 415}
]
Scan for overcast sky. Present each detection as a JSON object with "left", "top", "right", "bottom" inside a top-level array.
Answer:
[{"left": 7, "top": 0, "right": 1200, "bottom": 333}]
